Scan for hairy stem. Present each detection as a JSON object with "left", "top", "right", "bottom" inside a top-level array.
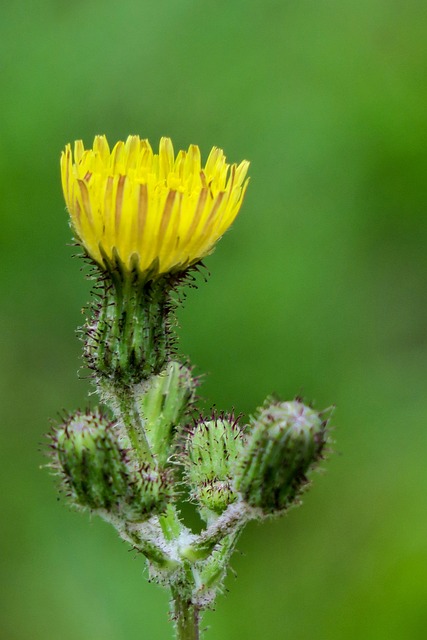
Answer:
[
  {"left": 116, "top": 388, "right": 154, "bottom": 463},
  {"left": 181, "top": 502, "right": 251, "bottom": 561},
  {"left": 171, "top": 585, "right": 200, "bottom": 640}
]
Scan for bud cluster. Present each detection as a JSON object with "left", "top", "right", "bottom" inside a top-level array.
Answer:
[
  {"left": 49, "top": 410, "right": 173, "bottom": 522},
  {"left": 48, "top": 272, "right": 331, "bottom": 637},
  {"left": 49, "top": 359, "right": 197, "bottom": 528},
  {"left": 49, "top": 393, "right": 329, "bottom": 544}
]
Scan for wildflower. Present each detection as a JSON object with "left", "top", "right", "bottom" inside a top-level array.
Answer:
[{"left": 61, "top": 135, "right": 249, "bottom": 276}]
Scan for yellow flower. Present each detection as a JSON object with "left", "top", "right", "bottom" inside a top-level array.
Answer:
[{"left": 61, "top": 135, "right": 249, "bottom": 276}]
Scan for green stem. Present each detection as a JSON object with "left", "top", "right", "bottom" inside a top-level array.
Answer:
[
  {"left": 99, "top": 513, "right": 177, "bottom": 569},
  {"left": 171, "top": 585, "right": 200, "bottom": 640},
  {"left": 125, "top": 525, "right": 177, "bottom": 569},
  {"left": 116, "top": 388, "right": 154, "bottom": 463},
  {"left": 196, "top": 528, "right": 242, "bottom": 593},
  {"left": 181, "top": 501, "right": 250, "bottom": 561}
]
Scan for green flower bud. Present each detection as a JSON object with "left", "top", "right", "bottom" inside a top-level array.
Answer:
[
  {"left": 235, "top": 400, "right": 328, "bottom": 515},
  {"left": 50, "top": 410, "right": 173, "bottom": 521},
  {"left": 136, "top": 361, "right": 195, "bottom": 466},
  {"left": 185, "top": 415, "right": 245, "bottom": 517}
]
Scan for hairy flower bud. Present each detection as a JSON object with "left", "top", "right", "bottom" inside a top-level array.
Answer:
[
  {"left": 49, "top": 410, "right": 172, "bottom": 521},
  {"left": 185, "top": 416, "right": 245, "bottom": 518},
  {"left": 235, "top": 400, "right": 328, "bottom": 515}
]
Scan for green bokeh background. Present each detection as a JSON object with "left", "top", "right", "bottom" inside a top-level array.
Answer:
[{"left": 2, "top": 1, "right": 427, "bottom": 638}]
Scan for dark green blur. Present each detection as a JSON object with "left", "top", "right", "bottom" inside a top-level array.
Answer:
[{"left": 1, "top": 1, "right": 427, "bottom": 638}]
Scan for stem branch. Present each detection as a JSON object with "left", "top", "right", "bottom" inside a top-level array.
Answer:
[{"left": 181, "top": 502, "right": 251, "bottom": 561}]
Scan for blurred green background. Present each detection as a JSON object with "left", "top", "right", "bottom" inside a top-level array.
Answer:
[{"left": 1, "top": 1, "right": 427, "bottom": 638}]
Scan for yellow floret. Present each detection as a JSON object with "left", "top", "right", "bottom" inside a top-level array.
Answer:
[{"left": 60, "top": 135, "right": 249, "bottom": 275}]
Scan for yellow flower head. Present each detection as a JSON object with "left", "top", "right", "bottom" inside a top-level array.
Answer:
[{"left": 61, "top": 135, "right": 249, "bottom": 276}]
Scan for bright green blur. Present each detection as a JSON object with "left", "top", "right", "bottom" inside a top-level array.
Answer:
[{"left": 1, "top": 1, "right": 427, "bottom": 638}]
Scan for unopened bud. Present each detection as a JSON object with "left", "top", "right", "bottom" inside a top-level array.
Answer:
[
  {"left": 235, "top": 400, "right": 328, "bottom": 515},
  {"left": 136, "top": 361, "right": 195, "bottom": 466},
  {"left": 185, "top": 416, "right": 245, "bottom": 517}
]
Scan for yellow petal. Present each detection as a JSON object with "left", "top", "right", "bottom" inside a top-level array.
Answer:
[{"left": 60, "top": 135, "right": 250, "bottom": 276}]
